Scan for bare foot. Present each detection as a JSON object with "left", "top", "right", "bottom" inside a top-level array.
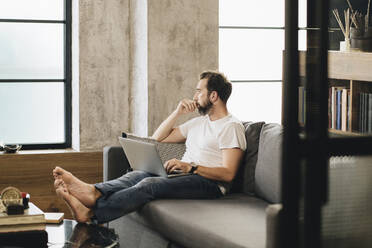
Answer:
[
  {"left": 55, "top": 183, "right": 93, "bottom": 223},
  {"left": 53, "top": 167, "right": 101, "bottom": 208}
]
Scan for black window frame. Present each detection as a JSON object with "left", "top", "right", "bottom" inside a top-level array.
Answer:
[{"left": 0, "top": 0, "right": 72, "bottom": 149}]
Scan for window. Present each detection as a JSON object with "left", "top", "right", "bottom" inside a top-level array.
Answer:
[
  {"left": 219, "top": 0, "right": 307, "bottom": 123},
  {"left": 0, "top": 0, "right": 71, "bottom": 149}
]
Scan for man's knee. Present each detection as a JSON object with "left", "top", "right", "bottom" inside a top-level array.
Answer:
[
  {"left": 138, "top": 176, "right": 164, "bottom": 185},
  {"left": 127, "top": 170, "right": 148, "bottom": 177},
  {"left": 136, "top": 177, "right": 166, "bottom": 194}
]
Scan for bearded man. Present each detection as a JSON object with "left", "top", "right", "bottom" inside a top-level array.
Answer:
[{"left": 53, "top": 71, "right": 247, "bottom": 223}]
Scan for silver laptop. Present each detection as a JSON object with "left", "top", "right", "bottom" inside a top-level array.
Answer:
[{"left": 118, "top": 137, "right": 191, "bottom": 178}]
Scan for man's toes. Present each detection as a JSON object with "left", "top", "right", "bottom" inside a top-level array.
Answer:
[
  {"left": 53, "top": 166, "right": 67, "bottom": 175},
  {"left": 54, "top": 179, "right": 64, "bottom": 189},
  {"left": 53, "top": 172, "right": 61, "bottom": 179}
]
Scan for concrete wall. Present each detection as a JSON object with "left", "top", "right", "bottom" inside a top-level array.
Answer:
[
  {"left": 147, "top": 0, "right": 219, "bottom": 134},
  {"left": 79, "top": 0, "right": 131, "bottom": 151},
  {"left": 78, "top": 0, "right": 218, "bottom": 151}
]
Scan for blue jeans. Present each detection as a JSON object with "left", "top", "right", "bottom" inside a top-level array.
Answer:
[{"left": 93, "top": 171, "right": 223, "bottom": 223}]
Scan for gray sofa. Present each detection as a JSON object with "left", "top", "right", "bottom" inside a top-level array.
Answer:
[
  {"left": 103, "top": 120, "right": 372, "bottom": 247},
  {"left": 103, "top": 122, "right": 283, "bottom": 248}
]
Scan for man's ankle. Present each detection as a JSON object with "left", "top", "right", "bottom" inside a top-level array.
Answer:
[{"left": 94, "top": 188, "right": 102, "bottom": 201}]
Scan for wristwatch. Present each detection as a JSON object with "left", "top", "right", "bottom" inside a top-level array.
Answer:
[{"left": 189, "top": 162, "right": 198, "bottom": 174}]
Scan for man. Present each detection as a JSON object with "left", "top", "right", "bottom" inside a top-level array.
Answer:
[{"left": 53, "top": 71, "right": 247, "bottom": 223}]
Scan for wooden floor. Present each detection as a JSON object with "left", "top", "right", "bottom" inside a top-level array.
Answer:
[{"left": 0, "top": 151, "right": 102, "bottom": 219}]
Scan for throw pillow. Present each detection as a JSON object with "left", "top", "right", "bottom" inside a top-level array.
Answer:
[
  {"left": 254, "top": 123, "right": 282, "bottom": 203},
  {"left": 231, "top": 121, "right": 265, "bottom": 194}
]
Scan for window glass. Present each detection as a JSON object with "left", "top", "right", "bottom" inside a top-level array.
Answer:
[
  {"left": 299, "top": 30, "right": 307, "bottom": 51},
  {"left": 0, "top": 23, "right": 64, "bottom": 79},
  {"left": 219, "top": 0, "right": 284, "bottom": 27},
  {"left": 0, "top": 83, "right": 65, "bottom": 144},
  {"left": 219, "top": 27, "right": 306, "bottom": 82},
  {"left": 227, "top": 82, "right": 282, "bottom": 124},
  {"left": 0, "top": 0, "right": 64, "bottom": 20},
  {"left": 299, "top": 0, "right": 307, "bottom": 28},
  {"left": 219, "top": 29, "right": 284, "bottom": 81},
  {"left": 219, "top": 0, "right": 307, "bottom": 123}
]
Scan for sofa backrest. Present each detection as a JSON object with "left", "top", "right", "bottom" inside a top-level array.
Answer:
[
  {"left": 124, "top": 122, "right": 283, "bottom": 203},
  {"left": 254, "top": 123, "right": 283, "bottom": 203},
  {"left": 231, "top": 121, "right": 265, "bottom": 194}
]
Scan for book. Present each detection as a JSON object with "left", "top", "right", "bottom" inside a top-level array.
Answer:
[
  {"left": 365, "top": 93, "right": 369, "bottom": 133},
  {"left": 331, "top": 86, "right": 345, "bottom": 129},
  {"left": 0, "top": 203, "right": 45, "bottom": 226},
  {"left": 361, "top": 93, "right": 366, "bottom": 133},
  {"left": 44, "top": 212, "right": 64, "bottom": 224},
  {"left": 337, "top": 90, "right": 342, "bottom": 130},
  {"left": 331, "top": 87, "right": 336, "bottom": 129},
  {"left": 341, "top": 89, "right": 348, "bottom": 131},
  {"left": 328, "top": 87, "right": 332, "bottom": 128},
  {"left": 369, "top": 94, "right": 372, "bottom": 133},
  {"left": 0, "top": 223, "right": 45, "bottom": 233},
  {"left": 347, "top": 90, "right": 351, "bottom": 131},
  {"left": 360, "top": 93, "right": 363, "bottom": 132}
]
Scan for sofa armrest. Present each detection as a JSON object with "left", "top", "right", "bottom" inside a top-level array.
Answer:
[
  {"left": 103, "top": 146, "right": 130, "bottom": 182},
  {"left": 266, "top": 204, "right": 283, "bottom": 248}
]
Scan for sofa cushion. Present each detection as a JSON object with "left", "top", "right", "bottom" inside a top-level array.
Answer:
[
  {"left": 123, "top": 133, "right": 186, "bottom": 164},
  {"left": 130, "top": 194, "right": 268, "bottom": 248},
  {"left": 254, "top": 123, "right": 282, "bottom": 204},
  {"left": 231, "top": 121, "right": 265, "bottom": 194}
]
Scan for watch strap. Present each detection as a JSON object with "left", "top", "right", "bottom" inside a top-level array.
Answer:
[{"left": 189, "top": 162, "right": 198, "bottom": 173}]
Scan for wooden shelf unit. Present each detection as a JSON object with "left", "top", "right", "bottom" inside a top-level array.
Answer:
[{"left": 299, "top": 50, "right": 372, "bottom": 134}]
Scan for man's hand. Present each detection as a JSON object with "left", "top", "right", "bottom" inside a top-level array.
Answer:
[
  {"left": 164, "top": 159, "right": 192, "bottom": 174},
  {"left": 176, "top": 99, "right": 197, "bottom": 115},
  {"left": 151, "top": 98, "right": 195, "bottom": 142}
]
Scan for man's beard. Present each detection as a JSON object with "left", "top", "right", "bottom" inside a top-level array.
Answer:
[{"left": 197, "top": 100, "right": 213, "bottom": 115}]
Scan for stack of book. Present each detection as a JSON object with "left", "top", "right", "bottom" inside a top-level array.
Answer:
[
  {"left": 0, "top": 203, "right": 48, "bottom": 247},
  {"left": 359, "top": 92, "right": 372, "bottom": 133},
  {"left": 329, "top": 87, "right": 351, "bottom": 131}
]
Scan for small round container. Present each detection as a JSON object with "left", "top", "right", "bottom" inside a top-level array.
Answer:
[
  {"left": 364, "top": 27, "right": 372, "bottom": 38},
  {"left": 3, "top": 144, "right": 22, "bottom": 153},
  {"left": 350, "top": 27, "right": 364, "bottom": 39}
]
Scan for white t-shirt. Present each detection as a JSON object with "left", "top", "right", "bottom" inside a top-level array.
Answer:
[{"left": 178, "top": 114, "right": 246, "bottom": 168}]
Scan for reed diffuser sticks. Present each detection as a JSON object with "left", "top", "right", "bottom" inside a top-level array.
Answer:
[
  {"left": 345, "top": 8, "right": 350, "bottom": 39},
  {"left": 351, "top": 12, "right": 359, "bottom": 28},
  {"left": 366, "top": 0, "right": 371, "bottom": 32},
  {"left": 346, "top": 0, "right": 354, "bottom": 13},
  {"left": 333, "top": 9, "right": 347, "bottom": 38}
]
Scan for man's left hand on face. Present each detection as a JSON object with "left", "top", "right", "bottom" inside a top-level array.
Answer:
[{"left": 164, "top": 159, "right": 191, "bottom": 174}]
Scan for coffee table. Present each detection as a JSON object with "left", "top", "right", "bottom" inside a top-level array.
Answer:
[{"left": 46, "top": 219, "right": 119, "bottom": 247}]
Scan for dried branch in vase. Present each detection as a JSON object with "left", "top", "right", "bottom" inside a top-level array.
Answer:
[
  {"left": 332, "top": 9, "right": 347, "bottom": 38},
  {"left": 366, "top": 0, "right": 371, "bottom": 32}
]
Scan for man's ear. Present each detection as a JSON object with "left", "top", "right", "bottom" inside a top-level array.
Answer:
[{"left": 209, "top": 91, "right": 218, "bottom": 103}]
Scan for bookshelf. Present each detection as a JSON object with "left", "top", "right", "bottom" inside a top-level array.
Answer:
[{"left": 299, "top": 50, "right": 372, "bottom": 135}]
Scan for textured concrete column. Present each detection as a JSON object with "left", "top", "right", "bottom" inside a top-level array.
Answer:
[
  {"left": 147, "top": 0, "right": 218, "bottom": 135},
  {"left": 79, "top": 0, "right": 131, "bottom": 151},
  {"left": 129, "top": 0, "right": 148, "bottom": 137}
]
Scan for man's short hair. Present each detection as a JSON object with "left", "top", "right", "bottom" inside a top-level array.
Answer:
[{"left": 200, "top": 71, "right": 232, "bottom": 103}]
